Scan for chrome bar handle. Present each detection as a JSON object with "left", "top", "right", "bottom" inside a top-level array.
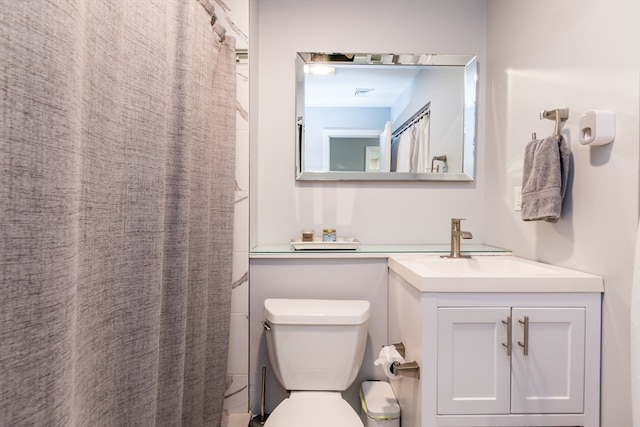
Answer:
[
  {"left": 501, "top": 316, "right": 512, "bottom": 356},
  {"left": 518, "top": 316, "right": 529, "bottom": 356},
  {"left": 263, "top": 321, "right": 271, "bottom": 332}
]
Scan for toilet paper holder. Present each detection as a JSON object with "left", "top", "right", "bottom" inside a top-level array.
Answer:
[
  {"left": 389, "top": 342, "right": 405, "bottom": 358},
  {"left": 390, "top": 360, "right": 420, "bottom": 379},
  {"left": 386, "top": 342, "right": 421, "bottom": 379}
]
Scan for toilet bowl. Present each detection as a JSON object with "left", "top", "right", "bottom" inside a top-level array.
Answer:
[{"left": 262, "top": 298, "right": 370, "bottom": 427}]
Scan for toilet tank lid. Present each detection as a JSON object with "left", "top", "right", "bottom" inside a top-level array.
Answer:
[{"left": 264, "top": 299, "right": 370, "bottom": 325}]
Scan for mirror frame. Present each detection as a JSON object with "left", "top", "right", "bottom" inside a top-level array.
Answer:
[{"left": 295, "top": 53, "right": 478, "bottom": 182}]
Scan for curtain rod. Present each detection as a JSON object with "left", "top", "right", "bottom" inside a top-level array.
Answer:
[{"left": 392, "top": 101, "right": 431, "bottom": 139}]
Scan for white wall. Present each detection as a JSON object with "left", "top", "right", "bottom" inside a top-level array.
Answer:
[
  {"left": 252, "top": 1, "right": 640, "bottom": 425},
  {"left": 395, "top": 68, "right": 466, "bottom": 173},
  {"left": 305, "top": 106, "right": 390, "bottom": 171},
  {"left": 253, "top": 0, "right": 487, "bottom": 246},
  {"left": 484, "top": 1, "right": 640, "bottom": 426}
]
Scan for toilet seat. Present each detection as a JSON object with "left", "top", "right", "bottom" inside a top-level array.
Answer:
[{"left": 264, "top": 391, "right": 363, "bottom": 427}]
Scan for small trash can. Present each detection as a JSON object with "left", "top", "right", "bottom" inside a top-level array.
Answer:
[{"left": 359, "top": 381, "right": 400, "bottom": 427}]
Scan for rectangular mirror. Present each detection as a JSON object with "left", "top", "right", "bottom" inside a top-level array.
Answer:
[{"left": 296, "top": 52, "right": 477, "bottom": 181}]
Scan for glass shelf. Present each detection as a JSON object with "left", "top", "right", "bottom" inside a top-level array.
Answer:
[{"left": 250, "top": 243, "right": 510, "bottom": 258}]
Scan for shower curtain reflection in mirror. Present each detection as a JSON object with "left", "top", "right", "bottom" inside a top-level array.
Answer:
[{"left": 391, "top": 113, "right": 431, "bottom": 172}]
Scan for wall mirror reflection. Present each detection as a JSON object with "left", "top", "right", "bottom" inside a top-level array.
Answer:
[{"left": 295, "top": 52, "right": 477, "bottom": 181}]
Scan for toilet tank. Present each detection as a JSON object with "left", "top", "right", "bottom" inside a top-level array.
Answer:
[{"left": 264, "top": 298, "right": 370, "bottom": 391}]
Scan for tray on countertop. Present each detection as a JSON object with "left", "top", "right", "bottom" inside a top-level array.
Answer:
[{"left": 290, "top": 238, "right": 361, "bottom": 251}]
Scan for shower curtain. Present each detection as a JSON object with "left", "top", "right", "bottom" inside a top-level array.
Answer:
[
  {"left": 0, "top": 1, "right": 236, "bottom": 425},
  {"left": 392, "top": 114, "right": 430, "bottom": 172},
  {"left": 411, "top": 115, "right": 431, "bottom": 172}
]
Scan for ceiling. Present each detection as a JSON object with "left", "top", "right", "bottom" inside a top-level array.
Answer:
[{"left": 304, "top": 65, "right": 421, "bottom": 108}]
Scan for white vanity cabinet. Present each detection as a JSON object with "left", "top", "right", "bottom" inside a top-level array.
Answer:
[
  {"left": 387, "top": 255, "right": 604, "bottom": 427},
  {"left": 437, "top": 305, "right": 586, "bottom": 416}
]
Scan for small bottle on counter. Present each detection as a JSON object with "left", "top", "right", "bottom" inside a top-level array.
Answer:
[
  {"left": 322, "top": 228, "right": 337, "bottom": 242},
  {"left": 301, "top": 230, "right": 314, "bottom": 242}
]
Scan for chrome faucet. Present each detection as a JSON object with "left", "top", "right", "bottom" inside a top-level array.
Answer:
[{"left": 442, "top": 218, "right": 473, "bottom": 259}]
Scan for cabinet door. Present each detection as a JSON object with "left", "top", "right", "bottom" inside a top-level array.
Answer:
[
  {"left": 437, "top": 307, "right": 512, "bottom": 415},
  {"left": 511, "top": 307, "right": 585, "bottom": 414}
]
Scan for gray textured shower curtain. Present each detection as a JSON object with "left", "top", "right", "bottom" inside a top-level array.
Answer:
[{"left": 0, "top": 1, "right": 236, "bottom": 426}]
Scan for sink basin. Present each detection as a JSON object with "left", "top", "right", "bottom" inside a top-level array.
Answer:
[
  {"left": 388, "top": 255, "right": 604, "bottom": 293},
  {"left": 400, "top": 256, "right": 560, "bottom": 277}
]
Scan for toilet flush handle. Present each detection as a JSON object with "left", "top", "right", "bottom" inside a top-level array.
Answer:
[{"left": 263, "top": 321, "right": 272, "bottom": 332}]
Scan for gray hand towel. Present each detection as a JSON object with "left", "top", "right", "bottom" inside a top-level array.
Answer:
[{"left": 521, "top": 135, "right": 569, "bottom": 223}]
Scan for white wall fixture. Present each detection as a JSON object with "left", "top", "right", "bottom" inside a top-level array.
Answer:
[{"left": 579, "top": 110, "right": 615, "bottom": 146}]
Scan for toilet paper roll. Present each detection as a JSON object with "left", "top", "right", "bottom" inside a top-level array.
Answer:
[
  {"left": 374, "top": 345, "right": 405, "bottom": 379},
  {"left": 382, "top": 360, "right": 403, "bottom": 379}
]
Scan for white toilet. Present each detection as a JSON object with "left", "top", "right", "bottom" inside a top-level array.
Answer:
[{"left": 263, "top": 298, "right": 371, "bottom": 427}]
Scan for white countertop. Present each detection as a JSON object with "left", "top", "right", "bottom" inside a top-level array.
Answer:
[{"left": 388, "top": 254, "right": 604, "bottom": 293}]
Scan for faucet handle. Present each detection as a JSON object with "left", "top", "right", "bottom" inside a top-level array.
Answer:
[{"left": 451, "top": 218, "right": 466, "bottom": 227}]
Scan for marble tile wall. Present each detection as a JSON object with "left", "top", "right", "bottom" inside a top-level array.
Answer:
[{"left": 214, "top": 0, "right": 250, "bottom": 425}]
